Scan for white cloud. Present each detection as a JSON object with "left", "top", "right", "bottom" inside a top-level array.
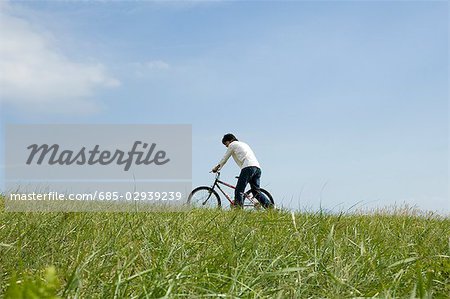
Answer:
[
  {"left": 146, "top": 60, "right": 170, "bottom": 70},
  {"left": 130, "top": 60, "right": 171, "bottom": 77},
  {"left": 0, "top": 2, "right": 120, "bottom": 114}
]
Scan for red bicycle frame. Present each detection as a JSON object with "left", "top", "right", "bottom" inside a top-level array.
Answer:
[{"left": 210, "top": 172, "right": 260, "bottom": 207}]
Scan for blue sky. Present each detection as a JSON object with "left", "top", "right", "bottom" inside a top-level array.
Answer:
[{"left": 0, "top": 1, "right": 448, "bottom": 213}]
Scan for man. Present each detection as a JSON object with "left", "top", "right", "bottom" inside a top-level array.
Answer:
[{"left": 211, "top": 133, "right": 273, "bottom": 208}]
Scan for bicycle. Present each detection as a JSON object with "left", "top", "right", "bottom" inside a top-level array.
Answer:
[{"left": 187, "top": 171, "right": 274, "bottom": 209}]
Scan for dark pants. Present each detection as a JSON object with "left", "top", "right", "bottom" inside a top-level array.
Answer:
[{"left": 235, "top": 166, "right": 272, "bottom": 208}]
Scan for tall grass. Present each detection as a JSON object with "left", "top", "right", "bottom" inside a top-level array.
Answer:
[{"left": 0, "top": 195, "right": 449, "bottom": 298}]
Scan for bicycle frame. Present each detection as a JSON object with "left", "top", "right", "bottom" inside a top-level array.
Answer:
[{"left": 210, "top": 172, "right": 260, "bottom": 207}]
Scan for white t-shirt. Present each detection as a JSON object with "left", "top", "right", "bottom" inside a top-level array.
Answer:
[{"left": 218, "top": 141, "right": 260, "bottom": 170}]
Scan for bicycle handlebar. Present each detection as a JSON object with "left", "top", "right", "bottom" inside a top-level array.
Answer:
[{"left": 209, "top": 170, "right": 221, "bottom": 179}]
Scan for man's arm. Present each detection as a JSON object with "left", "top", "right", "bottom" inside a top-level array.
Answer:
[{"left": 212, "top": 146, "right": 233, "bottom": 172}]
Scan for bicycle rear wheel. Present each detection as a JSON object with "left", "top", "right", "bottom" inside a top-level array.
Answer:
[
  {"left": 187, "top": 186, "right": 221, "bottom": 208},
  {"left": 244, "top": 188, "right": 274, "bottom": 208}
]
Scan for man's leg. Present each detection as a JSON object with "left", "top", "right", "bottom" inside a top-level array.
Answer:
[
  {"left": 234, "top": 167, "right": 252, "bottom": 208},
  {"left": 249, "top": 168, "right": 273, "bottom": 208}
]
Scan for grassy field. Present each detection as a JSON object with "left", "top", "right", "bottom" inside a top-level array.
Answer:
[{"left": 0, "top": 195, "right": 449, "bottom": 298}]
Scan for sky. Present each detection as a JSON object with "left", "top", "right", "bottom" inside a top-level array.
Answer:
[{"left": 0, "top": 0, "right": 448, "bottom": 213}]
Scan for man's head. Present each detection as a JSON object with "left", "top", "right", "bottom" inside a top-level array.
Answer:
[{"left": 222, "top": 133, "right": 238, "bottom": 147}]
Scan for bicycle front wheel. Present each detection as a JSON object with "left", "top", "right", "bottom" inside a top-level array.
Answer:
[{"left": 187, "top": 186, "right": 221, "bottom": 208}]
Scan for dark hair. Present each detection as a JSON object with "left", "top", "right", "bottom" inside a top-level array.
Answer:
[{"left": 222, "top": 133, "right": 238, "bottom": 144}]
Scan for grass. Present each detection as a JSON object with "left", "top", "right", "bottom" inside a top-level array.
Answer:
[{"left": 0, "top": 195, "right": 449, "bottom": 298}]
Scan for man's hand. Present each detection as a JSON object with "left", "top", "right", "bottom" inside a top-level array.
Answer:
[{"left": 211, "top": 164, "right": 220, "bottom": 173}]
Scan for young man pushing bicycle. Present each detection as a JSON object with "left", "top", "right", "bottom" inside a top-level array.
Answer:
[{"left": 211, "top": 133, "right": 273, "bottom": 209}]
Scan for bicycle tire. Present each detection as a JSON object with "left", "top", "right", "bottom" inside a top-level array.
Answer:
[
  {"left": 187, "top": 186, "right": 221, "bottom": 208},
  {"left": 244, "top": 188, "right": 274, "bottom": 208}
]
